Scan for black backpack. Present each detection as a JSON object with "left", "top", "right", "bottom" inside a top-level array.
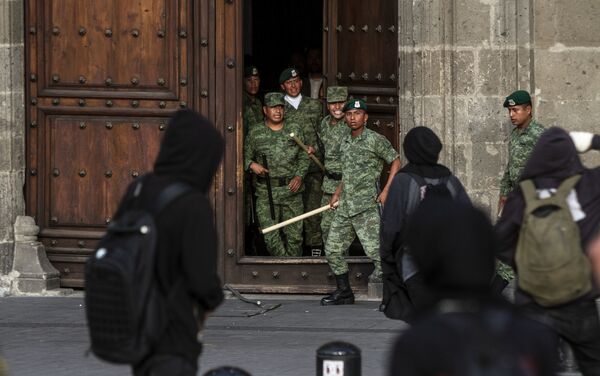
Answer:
[
  {"left": 406, "top": 173, "right": 452, "bottom": 202},
  {"left": 85, "top": 177, "right": 192, "bottom": 364}
]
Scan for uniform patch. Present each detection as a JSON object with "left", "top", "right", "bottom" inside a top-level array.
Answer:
[
  {"left": 291, "top": 69, "right": 297, "bottom": 77},
  {"left": 354, "top": 100, "right": 360, "bottom": 108}
]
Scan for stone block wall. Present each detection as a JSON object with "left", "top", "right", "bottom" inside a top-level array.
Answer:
[
  {"left": 0, "top": 0, "right": 25, "bottom": 278},
  {"left": 398, "top": 0, "right": 600, "bottom": 215}
]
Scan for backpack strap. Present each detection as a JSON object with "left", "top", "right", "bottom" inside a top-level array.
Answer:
[
  {"left": 554, "top": 175, "right": 582, "bottom": 201},
  {"left": 519, "top": 180, "right": 538, "bottom": 207},
  {"left": 405, "top": 172, "right": 427, "bottom": 187},
  {"left": 151, "top": 182, "right": 194, "bottom": 216},
  {"left": 520, "top": 175, "right": 581, "bottom": 209}
]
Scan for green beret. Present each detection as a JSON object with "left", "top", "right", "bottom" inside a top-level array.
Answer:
[
  {"left": 264, "top": 92, "right": 285, "bottom": 107},
  {"left": 244, "top": 65, "right": 259, "bottom": 78},
  {"left": 279, "top": 67, "right": 300, "bottom": 84},
  {"left": 503, "top": 90, "right": 532, "bottom": 107},
  {"left": 343, "top": 98, "right": 368, "bottom": 112},
  {"left": 326, "top": 86, "right": 348, "bottom": 103}
]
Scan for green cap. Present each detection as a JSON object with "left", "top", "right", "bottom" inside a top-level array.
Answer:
[
  {"left": 279, "top": 67, "right": 300, "bottom": 84},
  {"left": 264, "top": 92, "right": 285, "bottom": 107},
  {"left": 503, "top": 90, "right": 532, "bottom": 107},
  {"left": 343, "top": 98, "right": 368, "bottom": 112},
  {"left": 244, "top": 65, "right": 259, "bottom": 78},
  {"left": 326, "top": 86, "right": 348, "bottom": 103}
]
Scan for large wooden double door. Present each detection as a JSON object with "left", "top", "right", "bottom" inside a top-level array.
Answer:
[{"left": 25, "top": 0, "right": 398, "bottom": 292}]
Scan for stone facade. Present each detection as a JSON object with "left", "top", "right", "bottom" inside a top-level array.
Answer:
[
  {"left": 399, "top": 0, "right": 600, "bottom": 216},
  {"left": 1, "top": 0, "right": 600, "bottom": 289}
]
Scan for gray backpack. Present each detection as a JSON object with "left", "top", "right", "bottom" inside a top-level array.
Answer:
[{"left": 516, "top": 174, "right": 592, "bottom": 307}]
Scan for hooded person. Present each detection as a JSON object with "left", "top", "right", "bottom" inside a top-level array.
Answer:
[
  {"left": 113, "top": 110, "right": 225, "bottom": 376},
  {"left": 388, "top": 199, "right": 558, "bottom": 376},
  {"left": 380, "top": 126, "right": 470, "bottom": 320},
  {"left": 496, "top": 127, "right": 600, "bottom": 375}
]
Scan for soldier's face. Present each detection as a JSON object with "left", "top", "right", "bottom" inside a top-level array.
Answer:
[
  {"left": 507, "top": 104, "right": 531, "bottom": 126},
  {"left": 328, "top": 102, "right": 345, "bottom": 120},
  {"left": 281, "top": 77, "right": 302, "bottom": 97},
  {"left": 345, "top": 109, "right": 368, "bottom": 131},
  {"left": 263, "top": 105, "right": 284, "bottom": 124},
  {"left": 245, "top": 76, "right": 260, "bottom": 95}
]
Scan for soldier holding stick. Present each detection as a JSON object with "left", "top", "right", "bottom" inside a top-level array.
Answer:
[{"left": 244, "top": 92, "right": 309, "bottom": 257}]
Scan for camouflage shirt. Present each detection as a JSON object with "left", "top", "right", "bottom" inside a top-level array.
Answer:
[
  {"left": 244, "top": 121, "right": 310, "bottom": 201},
  {"left": 500, "top": 120, "right": 545, "bottom": 196},
  {"left": 318, "top": 115, "right": 349, "bottom": 194},
  {"left": 284, "top": 96, "right": 323, "bottom": 172},
  {"left": 243, "top": 91, "right": 263, "bottom": 134},
  {"left": 339, "top": 128, "right": 399, "bottom": 217}
]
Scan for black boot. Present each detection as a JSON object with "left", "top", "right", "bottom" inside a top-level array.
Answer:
[{"left": 320, "top": 273, "right": 355, "bottom": 306}]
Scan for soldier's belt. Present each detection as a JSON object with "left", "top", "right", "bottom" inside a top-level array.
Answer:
[
  {"left": 326, "top": 172, "right": 342, "bottom": 181},
  {"left": 256, "top": 176, "right": 293, "bottom": 187}
]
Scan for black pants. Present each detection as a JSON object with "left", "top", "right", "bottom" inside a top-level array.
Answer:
[
  {"left": 133, "top": 354, "right": 197, "bottom": 376},
  {"left": 524, "top": 299, "right": 600, "bottom": 376},
  {"left": 405, "top": 273, "right": 434, "bottom": 313}
]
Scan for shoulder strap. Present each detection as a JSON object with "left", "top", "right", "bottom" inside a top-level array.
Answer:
[
  {"left": 150, "top": 182, "right": 194, "bottom": 216},
  {"left": 554, "top": 174, "right": 581, "bottom": 201},
  {"left": 519, "top": 179, "right": 538, "bottom": 207}
]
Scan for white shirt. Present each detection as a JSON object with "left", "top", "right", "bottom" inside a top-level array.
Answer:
[{"left": 284, "top": 94, "right": 302, "bottom": 110}]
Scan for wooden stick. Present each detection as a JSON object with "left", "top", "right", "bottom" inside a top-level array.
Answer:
[
  {"left": 289, "top": 133, "right": 326, "bottom": 172},
  {"left": 261, "top": 201, "right": 339, "bottom": 234}
]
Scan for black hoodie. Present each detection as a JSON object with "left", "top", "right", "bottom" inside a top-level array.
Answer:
[
  {"left": 496, "top": 127, "right": 600, "bottom": 303},
  {"left": 115, "top": 110, "right": 224, "bottom": 363}
]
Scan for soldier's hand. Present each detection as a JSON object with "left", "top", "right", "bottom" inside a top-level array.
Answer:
[
  {"left": 288, "top": 176, "right": 302, "bottom": 192},
  {"left": 306, "top": 146, "right": 316, "bottom": 155},
  {"left": 330, "top": 194, "right": 340, "bottom": 209},
  {"left": 377, "top": 188, "right": 390, "bottom": 205},
  {"left": 250, "top": 162, "right": 268, "bottom": 176}
]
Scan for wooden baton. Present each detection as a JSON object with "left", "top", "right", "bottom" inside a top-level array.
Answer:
[
  {"left": 261, "top": 201, "right": 339, "bottom": 234},
  {"left": 289, "top": 133, "right": 326, "bottom": 172}
]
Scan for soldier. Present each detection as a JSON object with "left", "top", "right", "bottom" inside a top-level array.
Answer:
[
  {"left": 321, "top": 99, "right": 401, "bottom": 306},
  {"left": 317, "top": 86, "right": 349, "bottom": 244},
  {"left": 244, "top": 92, "right": 309, "bottom": 257},
  {"left": 497, "top": 90, "right": 545, "bottom": 285},
  {"left": 279, "top": 67, "right": 324, "bottom": 254},
  {"left": 498, "top": 90, "right": 545, "bottom": 213},
  {"left": 243, "top": 65, "right": 263, "bottom": 134}
]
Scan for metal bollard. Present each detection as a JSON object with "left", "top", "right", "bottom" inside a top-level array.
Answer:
[
  {"left": 203, "top": 366, "right": 252, "bottom": 376},
  {"left": 317, "top": 341, "right": 361, "bottom": 376}
]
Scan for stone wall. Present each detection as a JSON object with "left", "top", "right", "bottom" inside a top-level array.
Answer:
[
  {"left": 0, "top": 0, "right": 25, "bottom": 281},
  {"left": 398, "top": 0, "right": 600, "bottom": 215}
]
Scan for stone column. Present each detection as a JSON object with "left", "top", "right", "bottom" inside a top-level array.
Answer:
[{"left": 0, "top": 0, "right": 26, "bottom": 294}]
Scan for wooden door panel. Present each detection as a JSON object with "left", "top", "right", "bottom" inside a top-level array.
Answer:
[{"left": 39, "top": 0, "right": 181, "bottom": 99}]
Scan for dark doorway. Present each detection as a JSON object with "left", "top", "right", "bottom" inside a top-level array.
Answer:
[{"left": 243, "top": 0, "right": 323, "bottom": 93}]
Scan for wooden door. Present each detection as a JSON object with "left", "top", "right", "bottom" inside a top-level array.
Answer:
[
  {"left": 220, "top": 0, "right": 399, "bottom": 293},
  {"left": 25, "top": 0, "right": 208, "bottom": 287}
]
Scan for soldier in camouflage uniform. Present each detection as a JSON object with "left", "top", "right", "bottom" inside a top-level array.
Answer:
[
  {"left": 279, "top": 68, "right": 324, "bottom": 253},
  {"left": 497, "top": 90, "right": 545, "bottom": 283},
  {"left": 244, "top": 92, "right": 309, "bottom": 257},
  {"left": 317, "top": 86, "right": 349, "bottom": 245},
  {"left": 321, "top": 99, "right": 401, "bottom": 306},
  {"left": 243, "top": 65, "right": 263, "bottom": 134}
]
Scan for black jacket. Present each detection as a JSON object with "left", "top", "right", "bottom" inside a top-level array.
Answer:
[{"left": 115, "top": 110, "right": 224, "bottom": 362}]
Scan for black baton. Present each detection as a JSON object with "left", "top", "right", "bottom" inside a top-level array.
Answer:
[{"left": 262, "top": 154, "right": 276, "bottom": 220}]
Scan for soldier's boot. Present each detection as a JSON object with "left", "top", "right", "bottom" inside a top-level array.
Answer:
[{"left": 320, "top": 273, "right": 355, "bottom": 306}]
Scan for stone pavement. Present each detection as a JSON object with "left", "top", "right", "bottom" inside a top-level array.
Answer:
[{"left": 0, "top": 295, "right": 406, "bottom": 376}]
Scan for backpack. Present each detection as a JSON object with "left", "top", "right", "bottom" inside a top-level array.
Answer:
[
  {"left": 85, "top": 177, "right": 192, "bottom": 364},
  {"left": 406, "top": 173, "right": 452, "bottom": 202},
  {"left": 516, "top": 174, "right": 592, "bottom": 307}
]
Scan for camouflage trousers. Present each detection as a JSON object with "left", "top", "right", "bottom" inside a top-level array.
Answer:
[
  {"left": 303, "top": 172, "right": 324, "bottom": 248},
  {"left": 324, "top": 206, "right": 382, "bottom": 277},
  {"left": 256, "top": 192, "right": 303, "bottom": 257},
  {"left": 320, "top": 193, "right": 334, "bottom": 245}
]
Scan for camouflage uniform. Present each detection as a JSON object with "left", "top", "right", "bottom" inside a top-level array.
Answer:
[
  {"left": 325, "top": 126, "right": 399, "bottom": 277},
  {"left": 499, "top": 119, "right": 545, "bottom": 197},
  {"left": 244, "top": 95, "right": 309, "bottom": 257},
  {"left": 284, "top": 93, "right": 324, "bottom": 249},
  {"left": 243, "top": 91, "right": 263, "bottom": 134}
]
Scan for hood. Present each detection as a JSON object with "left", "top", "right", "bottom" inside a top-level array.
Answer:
[
  {"left": 520, "top": 127, "right": 584, "bottom": 185},
  {"left": 154, "top": 110, "right": 224, "bottom": 192},
  {"left": 403, "top": 126, "right": 442, "bottom": 165},
  {"left": 407, "top": 199, "right": 496, "bottom": 299}
]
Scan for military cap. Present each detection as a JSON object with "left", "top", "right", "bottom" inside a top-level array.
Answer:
[
  {"left": 503, "top": 90, "right": 532, "bottom": 107},
  {"left": 279, "top": 67, "right": 300, "bottom": 84},
  {"left": 244, "top": 65, "right": 259, "bottom": 78},
  {"left": 264, "top": 92, "right": 285, "bottom": 107},
  {"left": 343, "top": 98, "right": 368, "bottom": 112},
  {"left": 326, "top": 86, "right": 348, "bottom": 103}
]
